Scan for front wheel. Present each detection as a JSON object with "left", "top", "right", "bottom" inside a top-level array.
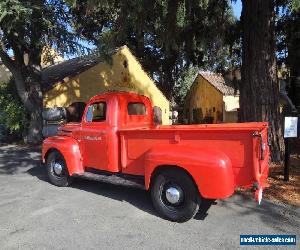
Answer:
[
  {"left": 46, "top": 150, "right": 72, "bottom": 187},
  {"left": 151, "top": 169, "right": 200, "bottom": 222}
]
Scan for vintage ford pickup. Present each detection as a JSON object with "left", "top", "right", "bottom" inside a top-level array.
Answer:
[{"left": 42, "top": 92, "right": 269, "bottom": 222}]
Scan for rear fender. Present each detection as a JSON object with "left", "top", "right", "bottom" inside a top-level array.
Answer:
[
  {"left": 42, "top": 136, "right": 84, "bottom": 175},
  {"left": 144, "top": 145, "right": 235, "bottom": 199}
]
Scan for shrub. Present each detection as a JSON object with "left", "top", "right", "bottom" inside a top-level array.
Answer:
[{"left": 0, "top": 79, "right": 29, "bottom": 142}]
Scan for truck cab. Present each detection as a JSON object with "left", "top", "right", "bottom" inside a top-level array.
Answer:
[{"left": 42, "top": 91, "right": 269, "bottom": 222}]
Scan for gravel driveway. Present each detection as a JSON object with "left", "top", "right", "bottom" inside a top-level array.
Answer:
[{"left": 0, "top": 144, "right": 299, "bottom": 249}]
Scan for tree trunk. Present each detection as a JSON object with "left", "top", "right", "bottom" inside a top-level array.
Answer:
[
  {"left": 0, "top": 49, "right": 43, "bottom": 144},
  {"left": 15, "top": 71, "right": 43, "bottom": 144},
  {"left": 240, "top": 0, "right": 284, "bottom": 162},
  {"left": 26, "top": 89, "right": 43, "bottom": 144}
]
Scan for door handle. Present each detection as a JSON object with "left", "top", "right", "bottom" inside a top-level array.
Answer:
[{"left": 99, "top": 131, "right": 107, "bottom": 135}]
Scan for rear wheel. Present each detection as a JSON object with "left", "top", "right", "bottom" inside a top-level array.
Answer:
[
  {"left": 46, "top": 151, "right": 72, "bottom": 187},
  {"left": 151, "top": 168, "right": 200, "bottom": 222}
]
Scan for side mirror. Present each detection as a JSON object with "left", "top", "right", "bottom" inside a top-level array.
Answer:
[{"left": 153, "top": 106, "right": 162, "bottom": 125}]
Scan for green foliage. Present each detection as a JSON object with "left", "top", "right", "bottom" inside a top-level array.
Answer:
[
  {"left": 0, "top": 79, "right": 29, "bottom": 135},
  {"left": 291, "top": 0, "right": 300, "bottom": 11},
  {"left": 276, "top": 1, "right": 300, "bottom": 108},
  {"left": 277, "top": 1, "right": 299, "bottom": 64},
  {"left": 68, "top": 0, "right": 239, "bottom": 99},
  {"left": 173, "top": 65, "right": 199, "bottom": 107},
  {"left": 0, "top": 0, "right": 89, "bottom": 62},
  {"left": 0, "top": 0, "right": 90, "bottom": 143}
]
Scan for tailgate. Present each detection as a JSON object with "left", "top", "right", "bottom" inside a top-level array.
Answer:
[{"left": 252, "top": 126, "right": 270, "bottom": 188}]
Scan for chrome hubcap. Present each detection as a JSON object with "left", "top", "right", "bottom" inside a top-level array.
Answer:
[
  {"left": 53, "top": 162, "right": 63, "bottom": 175},
  {"left": 165, "top": 186, "right": 183, "bottom": 205}
]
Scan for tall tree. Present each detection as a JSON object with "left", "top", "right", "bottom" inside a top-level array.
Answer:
[
  {"left": 0, "top": 0, "right": 80, "bottom": 144},
  {"left": 69, "top": 0, "right": 237, "bottom": 99},
  {"left": 276, "top": 2, "right": 300, "bottom": 110},
  {"left": 240, "top": 0, "right": 284, "bottom": 161}
]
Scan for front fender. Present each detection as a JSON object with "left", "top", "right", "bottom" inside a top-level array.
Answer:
[
  {"left": 42, "top": 136, "right": 84, "bottom": 175},
  {"left": 144, "top": 144, "right": 235, "bottom": 199}
]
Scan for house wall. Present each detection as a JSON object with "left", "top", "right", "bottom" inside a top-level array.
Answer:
[
  {"left": 44, "top": 46, "right": 170, "bottom": 124},
  {"left": 223, "top": 95, "right": 239, "bottom": 123},
  {"left": 184, "top": 75, "right": 224, "bottom": 123}
]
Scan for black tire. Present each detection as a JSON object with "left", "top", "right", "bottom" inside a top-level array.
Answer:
[
  {"left": 46, "top": 151, "right": 73, "bottom": 187},
  {"left": 151, "top": 168, "right": 200, "bottom": 222}
]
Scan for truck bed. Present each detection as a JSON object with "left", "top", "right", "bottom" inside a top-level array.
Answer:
[{"left": 119, "top": 122, "right": 269, "bottom": 189}]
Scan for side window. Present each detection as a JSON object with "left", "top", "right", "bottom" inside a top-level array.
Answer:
[
  {"left": 128, "top": 102, "right": 146, "bottom": 115},
  {"left": 86, "top": 102, "right": 107, "bottom": 122}
]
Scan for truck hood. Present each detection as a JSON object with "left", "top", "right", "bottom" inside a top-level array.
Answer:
[{"left": 57, "top": 122, "right": 81, "bottom": 137}]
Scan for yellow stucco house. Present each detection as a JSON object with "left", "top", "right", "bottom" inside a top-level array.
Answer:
[
  {"left": 184, "top": 71, "right": 239, "bottom": 124},
  {"left": 42, "top": 46, "right": 170, "bottom": 124}
]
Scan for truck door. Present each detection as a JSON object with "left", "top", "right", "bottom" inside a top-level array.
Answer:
[{"left": 81, "top": 101, "right": 109, "bottom": 171}]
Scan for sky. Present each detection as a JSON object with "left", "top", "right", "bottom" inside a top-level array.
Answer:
[{"left": 232, "top": 0, "right": 242, "bottom": 19}]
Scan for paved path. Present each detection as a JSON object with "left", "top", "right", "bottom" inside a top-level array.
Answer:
[{"left": 0, "top": 144, "right": 299, "bottom": 249}]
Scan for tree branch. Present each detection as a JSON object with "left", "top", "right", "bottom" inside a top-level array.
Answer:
[
  {"left": 0, "top": 40, "right": 35, "bottom": 111},
  {"left": 0, "top": 41, "right": 17, "bottom": 73}
]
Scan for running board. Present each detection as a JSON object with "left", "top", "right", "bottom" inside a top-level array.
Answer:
[{"left": 73, "top": 172, "right": 146, "bottom": 190}]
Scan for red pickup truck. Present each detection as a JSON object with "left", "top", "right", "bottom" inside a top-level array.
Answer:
[{"left": 42, "top": 91, "right": 269, "bottom": 222}]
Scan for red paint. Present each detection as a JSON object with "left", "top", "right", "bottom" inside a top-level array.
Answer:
[{"left": 42, "top": 91, "right": 269, "bottom": 201}]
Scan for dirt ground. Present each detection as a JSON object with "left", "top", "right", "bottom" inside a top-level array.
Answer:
[
  {"left": 238, "top": 148, "right": 300, "bottom": 207},
  {"left": 263, "top": 154, "right": 300, "bottom": 207},
  {"left": 263, "top": 138, "right": 300, "bottom": 207}
]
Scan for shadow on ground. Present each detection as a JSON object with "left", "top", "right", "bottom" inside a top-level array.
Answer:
[
  {"left": 218, "top": 193, "right": 300, "bottom": 233},
  {"left": 0, "top": 144, "right": 41, "bottom": 175},
  {"left": 26, "top": 164, "right": 300, "bottom": 228},
  {"left": 27, "top": 163, "right": 214, "bottom": 221}
]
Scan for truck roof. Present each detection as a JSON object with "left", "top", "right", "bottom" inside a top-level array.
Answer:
[{"left": 89, "top": 91, "right": 150, "bottom": 103}]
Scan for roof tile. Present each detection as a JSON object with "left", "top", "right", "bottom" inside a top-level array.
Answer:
[{"left": 199, "top": 71, "right": 237, "bottom": 96}]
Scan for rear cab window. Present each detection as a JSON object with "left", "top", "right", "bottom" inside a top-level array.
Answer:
[
  {"left": 127, "top": 102, "right": 147, "bottom": 115},
  {"left": 124, "top": 101, "right": 151, "bottom": 126}
]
